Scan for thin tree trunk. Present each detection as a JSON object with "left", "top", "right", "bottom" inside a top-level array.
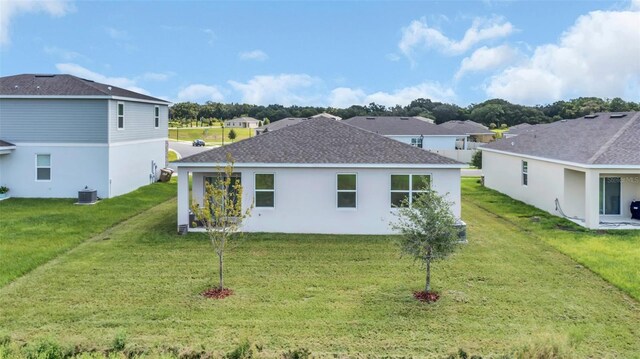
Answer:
[
  {"left": 219, "top": 251, "right": 224, "bottom": 290},
  {"left": 425, "top": 257, "right": 431, "bottom": 292}
]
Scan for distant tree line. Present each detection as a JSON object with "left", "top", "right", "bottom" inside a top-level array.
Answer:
[{"left": 169, "top": 97, "right": 640, "bottom": 128}]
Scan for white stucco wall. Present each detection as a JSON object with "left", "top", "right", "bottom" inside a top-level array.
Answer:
[
  {"left": 0, "top": 144, "right": 109, "bottom": 198},
  {"left": 483, "top": 150, "right": 565, "bottom": 216},
  {"left": 387, "top": 135, "right": 457, "bottom": 150},
  {"left": 182, "top": 166, "right": 461, "bottom": 235},
  {"left": 563, "top": 169, "right": 586, "bottom": 219},
  {"left": 108, "top": 139, "right": 166, "bottom": 197}
]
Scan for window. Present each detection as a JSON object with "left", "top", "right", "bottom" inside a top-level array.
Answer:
[
  {"left": 337, "top": 174, "right": 357, "bottom": 208},
  {"left": 154, "top": 106, "right": 159, "bottom": 128},
  {"left": 522, "top": 161, "right": 528, "bottom": 186},
  {"left": 255, "top": 173, "right": 274, "bottom": 208},
  {"left": 390, "top": 174, "right": 431, "bottom": 208},
  {"left": 599, "top": 177, "right": 621, "bottom": 215},
  {"left": 117, "top": 102, "right": 125, "bottom": 129},
  {"left": 36, "top": 154, "right": 51, "bottom": 181},
  {"left": 410, "top": 136, "right": 423, "bottom": 148}
]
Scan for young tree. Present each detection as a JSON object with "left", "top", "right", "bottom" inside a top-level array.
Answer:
[
  {"left": 191, "top": 154, "right": 251, "bottom": 291},
  {"left": 391, "top": 188, "right": 460, "bottom": 293},
  {"left": 228, "top": 129, "right": 237, "bottom": 142},
  {"left": 471, "top": 150, "right": 482, "bottom": 169}
]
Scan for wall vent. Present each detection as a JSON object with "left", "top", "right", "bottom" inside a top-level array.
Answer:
[{"left": 609, "top": 113, "right": 627, "bottom": 118}]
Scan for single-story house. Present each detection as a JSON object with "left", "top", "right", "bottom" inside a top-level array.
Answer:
[
  {"left": 174, "top": 117, "right": 465, "bottom": 235},
  {"left": 0, "top": 74, "right": 170, "bottom": 199},
  {"left": 439, "top": 120, "right": 496, "bottom": 148},
  {"left": 310, "top": 112, "right": 341, "bottom": 120},
  {"left": 482, "top": 112, "right": 640, "bottom": 230},
  {"left": 224, "top": 117, "right": 261, "bottom": 128},
  {"left": 255, "top": 117, "right": 308, "bottom": 135}
]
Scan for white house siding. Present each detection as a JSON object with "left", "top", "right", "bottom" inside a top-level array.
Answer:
[
  {"left": 0, "top": 144, "right": 109, "bottom": 198},
  {"left": 563, "top": 169, "right": 586, "bottom": 219},
  {"left": 182, "top": 166, "right": 461, "bottom": 235},
  {"left": 483, "top": 151, "right": 566, "bottom": 216},
  {"left": 387, "top": 135, "right": 457, "bottom": 150},
  {"left": 108, "top": 139, "right": 166, "bottom": 197},
  {"left": 108, "top": 100, "right": 169, "bottom": 143}
]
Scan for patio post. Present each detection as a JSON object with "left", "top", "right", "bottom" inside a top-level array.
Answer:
[{"left": 584, "top": 170, "right": 600, "bottom": 229}]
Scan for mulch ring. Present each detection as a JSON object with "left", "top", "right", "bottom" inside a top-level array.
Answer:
[
  {"left": 413, "top": 291, "right": 440, "bottom": 303},
  {"left": 202, "top": 288, "right": 234, "bottom": 299}
]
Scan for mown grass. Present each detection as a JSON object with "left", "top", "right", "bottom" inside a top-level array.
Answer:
[
  {"left": 462, "top": 177, "right": 640, "bottom": 301},
  {"left": 168, "top": 126, "right": 253, "bottom": 144},
  {"left": 0, "top": 181, "right": 177, "bottom": 287},
  {"left": 1, "top": 197, "right": 638, "bottom": 357},
  {"left": 167, "top": 149, "right": 179, "bottom": 162}
]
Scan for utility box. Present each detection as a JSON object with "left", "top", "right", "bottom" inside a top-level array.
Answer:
[
  {"left": 78, "top": 188, "right": 97, "bottom": 204},
  {"left": 455, "top": 219, "right": 467, "bottom": 243}
]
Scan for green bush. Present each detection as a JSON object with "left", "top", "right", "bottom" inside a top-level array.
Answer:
[
  {"left": 25, "top": 338, "right": 67, "bottom": 359},
  {"left": 111, "top": 331, "right": 127, "bottom": 352},
  {"left": 471, "top": 150, "right": 482, "bottom": 169}
]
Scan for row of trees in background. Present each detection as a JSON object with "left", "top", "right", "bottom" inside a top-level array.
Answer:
[{"left": 170, "top": 97, "right": 640, "bottom": 128}]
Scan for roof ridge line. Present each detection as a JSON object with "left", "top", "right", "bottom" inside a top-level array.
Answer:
[{"left": 587, "top": 112, "right": 640, "bottom": 164}]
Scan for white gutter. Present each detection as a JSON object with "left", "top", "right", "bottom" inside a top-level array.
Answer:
[{"left": 173, "top": 162, "right": 467, "bottom": 169}]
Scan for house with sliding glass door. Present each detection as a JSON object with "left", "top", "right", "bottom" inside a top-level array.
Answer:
[
  {"left": 482, "top": 112, "right": 640, "bottom": 230},
  {"left": 0, "top": 74, "right": 169, "bottom": 199},
  {"left": 174, "top": 117, "right": 465, "bottom": 235}
]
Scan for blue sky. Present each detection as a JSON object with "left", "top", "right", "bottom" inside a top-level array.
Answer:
[{"left": 1, "top": 0, "right": 639, "bottom": 107}]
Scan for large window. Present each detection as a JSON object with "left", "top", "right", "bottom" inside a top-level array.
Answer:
[
  {"left": 337, "top": 173, "right": 357, "bottom": 208},
  {"left": 154, "top": 106, "right": 159, "bottom": 128},
  {"left": 390, "top": 174, "right": 431, "bottom": 208},
  {"left": 522, "top": 161, "right": 528, "bottom": 186},
  {"left": 255, "top": 173, "right": 275, "bottom": 208},
  {"left": 599, "top": 177, "right": 621, "bottom": 215},
  {"left": 36, "top": 154, "right": 51, "bottom": 181},
  {"left": 410, "top": 136, "right": 423, "bottom": 148},
  {"left": 117, "top": 102, "right": 125, "bottom": 129},
  {"left": 204, "top": 173, "right": 242, "bottom": 208}
]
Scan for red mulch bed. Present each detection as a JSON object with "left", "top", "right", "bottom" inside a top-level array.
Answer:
[
  {"left": 202, "top": 288, "right": 234, "bottom": 299},
  {"left": 413, "top": 291, "right": 440, "bottom": 303}
]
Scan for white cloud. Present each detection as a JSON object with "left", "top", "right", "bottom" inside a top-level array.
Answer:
[
  {"left": 105, "top": 27, "right": 128, "bottom": 40},
  {"left": 455, "top": 45, "right": 521, "bottom": 80},
  {"left": 239, "top": 50, "right": 269, "bottom": 61},
  {"left": 43, "top": 46, "right": 85, "bottom": 61},
  {"left": 55, "top": 63, "right": 149, "bottom": 94},
  {"left": 399, "top": 16, "right": 514, "bottom": 58},
  {"left": 486, "top": 6, "right": 640, "bottom": 104},
  {"left": 177, "top": 84, "right": 224, "bottom": 102},
  {"left": 0, "top": 0, "right": 74, "bottom": 45},
  {"left": 329, "top": 82, "right": 456, "bottom": 108},
  {"left": 228, "top": 74, "right": 320, "bottom": 106}
]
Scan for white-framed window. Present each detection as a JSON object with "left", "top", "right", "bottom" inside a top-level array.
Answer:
[
  {"left": 36, "top": 154, "right": 51, "bottom": 181},
  {"left": 117, "top": 102, "right": 125, "bottom": 129},
  {"left": 522, "top": 161, "right": 528, "bottom": 186},
  {"left": 255, "top": 173, "right": 275, "bottom": 208},
  {"left": 337, "top": 173, "right": 357, "bottom": 208},
  {"left": 390, "top": 174, "right": 431, "bottom": 208},
  {"left": 154, "top": 106, "right": 159, "bottom": 128},
  {"left": 410, "top": 137, "right": 423, "bottom": 148}
]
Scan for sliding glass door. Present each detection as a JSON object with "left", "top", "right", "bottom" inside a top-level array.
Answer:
[{"left": 599, "top": 177, "right": 621, "bottom": 215}]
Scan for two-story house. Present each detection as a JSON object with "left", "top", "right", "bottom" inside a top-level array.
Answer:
[{"left": 0, "top": 74, "right": 170, "bottom": 198}]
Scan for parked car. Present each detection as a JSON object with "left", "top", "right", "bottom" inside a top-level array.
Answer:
[{"left": 192, "top": 139, "right": 206, "bottom": 147}]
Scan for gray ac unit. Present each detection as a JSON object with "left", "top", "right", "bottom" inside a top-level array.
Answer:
[{"left": 78, "top": 187, "right": 97, "bottom": 204}]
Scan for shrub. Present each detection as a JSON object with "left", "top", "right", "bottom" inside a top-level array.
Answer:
[
  {"left": 471, "top": 150, "right": 482, "bottom": 169},
  {"left": 111, "top": 331, "right": 127, "bottom": 352},
  {"left": 489, "top": 123, "right": 497, "bottom": 129},
  {"left": 226, "top": 340, "right": 253, "bottom": 359},
  {"left": 282, "top": 348, "right": 311, "bottom": 359},
  {"left": 25, "top": 338, "right": 67, "bottom": 359},
  {"left": 500, "top": 123, "right": 508, "bottom": 129}
]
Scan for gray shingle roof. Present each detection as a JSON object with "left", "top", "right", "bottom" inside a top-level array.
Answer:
[
  {"left": 256, "top": 117, "right": 308, "bottom": 132},
  {"left": 439, "top": 120, "right": 494, "bottom": 135},
  {"left": 505, "top": 123, "right": 553, "bottom": 135},
  {"left": 178, "top": 117, "right": 462, "bottom": 165},
  {"left": 343, "top": 116, "right": 462, "bottom": 136},
  {"left": 482, "top": 112, "right": 640, "bottom": 166},
  {"left": 0, "top": 74, "right": 169, "bottom": 103},
  {"left": 0, "top": 140, "right": 16, "bottom": 147}
]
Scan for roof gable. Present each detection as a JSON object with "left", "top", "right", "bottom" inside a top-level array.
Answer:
[
  {"left": 178, "top": 117, "right": 462, "bottom": 166},
  {"left": 439, "top": 120, "right": 494, "bottom": 135},
  {"left": 343, "top": 116, "right": 461, "bottom": 136}
]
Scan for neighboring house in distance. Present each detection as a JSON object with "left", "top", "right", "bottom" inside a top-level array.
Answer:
[
  {"left": 310, "top": 112, "right": 341, "bottom": 120},
  {"left": 343, "top": 116, "right": 473, "bottom": 162},
  {"left": 255, "top": 117, "right": 307, "bottom": 135},
  {"left": 174, "top": 118, "right": 465, "bottom": 235},
  {"left": 439, "top": 120, "right": 496, "bottom": 148},
  {"left": 482, "top": 112, "right": 640, "bottom": 230},
  {"left": 0, "top": 74, "right": 170, "bottom": 198},
  {"left": 224, "top": 117, "right": 261, "bottom": 128},
  {"left": 503, "top": 123, "right": 557, "bottom": 139}
]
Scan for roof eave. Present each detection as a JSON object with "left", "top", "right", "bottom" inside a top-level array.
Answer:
[
  {"left": 0, "top": 94, "right": 170, "bottom": 105},
  {"left": 481, "top": 148, "right": 640, "bottom": 169},
  {"left": 173, "top": 162, "right": 467, "bottom": 169}
]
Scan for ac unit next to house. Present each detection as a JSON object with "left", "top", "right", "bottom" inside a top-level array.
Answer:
[{"left": 78, "top": 186, "right": 97, "bottom": 204}]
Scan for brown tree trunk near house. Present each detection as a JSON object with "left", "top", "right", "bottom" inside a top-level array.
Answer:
[
  {"left": 425, "top": 246, "right": 432, "bottom": 292},
  {"left": 219, "top": 251, "right": 224, "bottom": 290}
]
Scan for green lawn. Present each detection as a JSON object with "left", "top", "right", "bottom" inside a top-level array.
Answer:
[
  {"left": 462, "top": 178, "right": 640, "bottom": 300},
  {"left": 168, "top": 126, "right": 253, "bottom": 144},
  {"left": 1, "top": 193, "right": 639, "bottom": 357},
  {"left": 167, "top": 149, "right": 179, "bottom": 162},
  {"left": 0, "top": 181, "right": 177, "bottom": 287}
]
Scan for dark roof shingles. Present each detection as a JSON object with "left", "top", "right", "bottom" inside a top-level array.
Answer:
[
  {"left": 343, "top": 116, "right": 461, "bottom": 136},
  {"left": 0, "top": 74, "right": 169, "bottom": 103},
  {"left": 179, "top": 118, "right": 462, "bottom": 165}
]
